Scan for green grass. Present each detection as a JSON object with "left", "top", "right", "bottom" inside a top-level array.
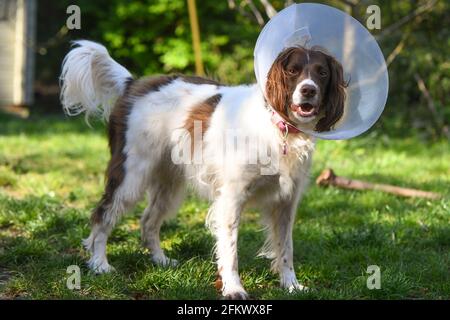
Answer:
[{"left": 0, "top": 112, "right": 449, "bottom": 299}]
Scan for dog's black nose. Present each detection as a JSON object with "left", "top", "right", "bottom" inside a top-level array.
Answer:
[{"left": 300, "top": 85, "right": 317, "bottom": 98}]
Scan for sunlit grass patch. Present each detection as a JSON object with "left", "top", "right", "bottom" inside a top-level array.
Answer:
[{"left": 0, "top": 113, "right": 448, "bottom": 299}]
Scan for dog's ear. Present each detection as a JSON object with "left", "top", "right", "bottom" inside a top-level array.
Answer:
[
  {"left": 315, "top": 55, "right": 347, "bottom": 132},
  {"left": 265, "top": 48, "right": 296, "bottom": 118}
]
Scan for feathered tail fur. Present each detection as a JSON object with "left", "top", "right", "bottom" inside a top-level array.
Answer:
[{"left": 60, "top": 40, "right": 132, "bottom": 121}]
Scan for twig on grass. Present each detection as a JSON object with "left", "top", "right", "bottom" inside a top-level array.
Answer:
[{"left": 316, "top": 168, "right": 442, "bottom": 200}]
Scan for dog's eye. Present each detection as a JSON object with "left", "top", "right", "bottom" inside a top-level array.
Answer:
[
  {"left": 319, "top": 70, "right": 328, "bottom": 77},
  {"left": 287, "top": 68, "right": 298, "bottom": 75}
]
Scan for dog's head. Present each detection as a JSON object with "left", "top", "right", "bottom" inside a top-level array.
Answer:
[{"left": 266, "top": 46, "right": 347, "bottom": 132}]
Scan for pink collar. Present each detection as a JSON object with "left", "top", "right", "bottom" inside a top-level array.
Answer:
[
  {"left": 269, "top": 108, "right": 302, "bottom": 155},
  {"left": 270, "top": 109, "right": 302, "bottom": 134}
]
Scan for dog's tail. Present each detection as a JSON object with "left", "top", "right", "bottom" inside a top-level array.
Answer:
[{"left": 60, "top": 40, "right": 132, "bottom": 121}]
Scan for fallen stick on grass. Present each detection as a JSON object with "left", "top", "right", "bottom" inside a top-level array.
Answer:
[{"left": 316, "top": 168, "right": 442, "bottom": 200}]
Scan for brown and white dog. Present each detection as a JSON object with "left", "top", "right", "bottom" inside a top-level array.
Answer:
[{"left": 60, "top": 40, "right": 346, "bottom": 299}]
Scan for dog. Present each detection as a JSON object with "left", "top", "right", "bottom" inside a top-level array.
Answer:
[{"left": 60, "top": 40, "right": 346, "bottom": 299}]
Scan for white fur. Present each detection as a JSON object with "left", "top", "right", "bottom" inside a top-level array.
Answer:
[
  {"left": 61, "top": 40, "right": 315, "bottom": 299},
  {"left": 60, "top": 40, "right": 132, "bottom": 121},
  {"left": 291, "top": 78, "right": 320, "bottom": 124}
]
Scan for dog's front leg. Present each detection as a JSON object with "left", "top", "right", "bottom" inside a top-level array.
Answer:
[
  {"left": 264, "top": 200, "right": 308, "bottom": 293},
  {"left": 277, "top": 205, "right": 307, "bottom": 293},
  {"left": 209, "top": 187, "right": 248, "bottom": 300}
]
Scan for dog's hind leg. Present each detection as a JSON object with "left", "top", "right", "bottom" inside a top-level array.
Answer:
[
  {"left": 83, "top": 153, "right": 148, "bottom": 274},
  {"left": 140, "top": 176, "right": 185, "bottom": 267}
]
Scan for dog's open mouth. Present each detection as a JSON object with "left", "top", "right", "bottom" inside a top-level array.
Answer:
[{"left": 291, "top": 103, "right": 318, "bottom": 117}]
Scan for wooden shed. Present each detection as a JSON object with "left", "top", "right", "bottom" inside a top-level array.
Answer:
[{"left": 0, "top": 0, "right": 36, "bottom": 108}]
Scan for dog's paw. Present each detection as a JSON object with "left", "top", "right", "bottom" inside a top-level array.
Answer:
[
  {"left": 223, "top": 291, "right": 250, "bottom": 300},
  {"left": 151, "top": 253, "right": 178, "bottom": 268},
  {"left": 281, "top": 278, "right": 309, "bottom": 293},
  {"left": 280, "top": 271, "right": 309, "bottom": 293},
  {"left": 222, "top": 284, "right": 249, "bottom": 300},
  {"left": 286, "top": 282, "right": 309, "bottom": 293},
  {"left": 87, "top": 256, "right": 115, "bottom": 274}
]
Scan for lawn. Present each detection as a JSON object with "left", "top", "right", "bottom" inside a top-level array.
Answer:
[{"left": 0, "top": 111, "right": 448, "bottom": 299}]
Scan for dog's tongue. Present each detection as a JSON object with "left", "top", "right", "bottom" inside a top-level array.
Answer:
[
  {"left": 300, "top": 103, "right": 314, "bottom": 112},
  {"left": 291, "top": 103, "right": 314, "bottom": 113}
]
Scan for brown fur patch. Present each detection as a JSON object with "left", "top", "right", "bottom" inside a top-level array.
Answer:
[
  {"left": 215, "top": 274, "right": 223, "bottom": 292},
  {"left": 215, "top": 267, "right": 224, "bottom": 292},
  {"left": 315, "top": 54, "right": 347, "bottom": 132},
  {"left": 128, "top": 75, "right": 178, "bottom": 98},
  {"left": 184, "top": 94, "right": 222, "bottom": 143},
  {"left": 180, "top": 75, "right": 221, "bottom": 86},
  {"left": 91, "top": 76, "right": 176, "bottom": 224}
]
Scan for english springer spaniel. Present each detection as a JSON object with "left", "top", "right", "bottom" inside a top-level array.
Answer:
[{"left": 60, "top": 40, "right": 346, "bottom": 299}]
